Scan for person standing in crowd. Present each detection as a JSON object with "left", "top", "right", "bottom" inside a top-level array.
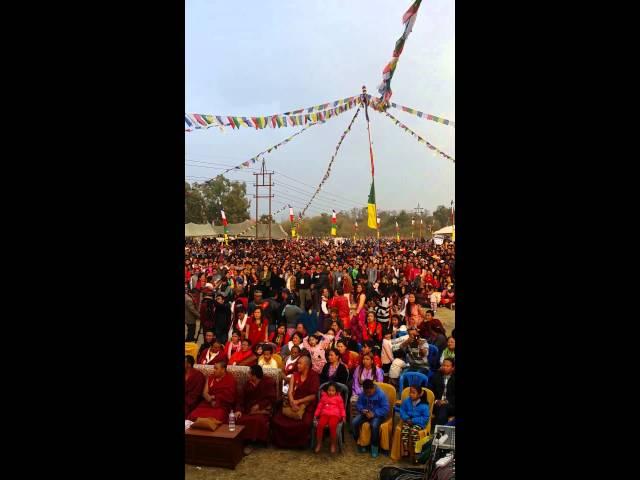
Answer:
[
  {"left": 185, "top": 288, "right": 200, "bottom": 342},
  {"left": 212, "top": 293, "right": 231, "bottom": 345},
  {"left": 246, "top": 307, "right": 269, "bottom": 346},
  {"left": 199, "top": 284, "right": 216, "bottom": 334},
  {"left": 296, "top": 263, "right": 312, "bottom": 310}
]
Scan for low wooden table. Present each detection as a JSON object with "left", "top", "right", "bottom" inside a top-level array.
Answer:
[{"left": 185, "top": 424, "right": 245, "bottom": 469}]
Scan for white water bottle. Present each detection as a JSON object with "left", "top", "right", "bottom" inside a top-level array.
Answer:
[{"left": 228, "top": 410, "right": 236, "bottom": 431}]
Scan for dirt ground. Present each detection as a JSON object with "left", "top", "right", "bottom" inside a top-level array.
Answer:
[{"left": 185, "top": 308, "right": 454, "bottom": 480}]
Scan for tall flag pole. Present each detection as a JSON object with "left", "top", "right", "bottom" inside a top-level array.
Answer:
[
  {"left": 289, "top": 206, "right": 296, "bottom": 238},
  {"left": 362, "top": 86, "right": 378, "bottom": 231},
  {"left": 450, "top": 200, "right": 455, "bottom": 241},
  {"left": 221, "top": 209, "right": 229, "bottom": 245},
  {"left": 396, "top": 220, "right": 400, "bottom": 242},
  {"left": 331, "top": 210, "right": 337, "bottom": 237},
  {"left": 411, "top": 217, "right": 415, "bottom": 239},
  {"left": 377, "top": 217, "right": 381, "bottom": 240},
  {"left": 354, "top": 220, "right": 358, "bottom": 241}
]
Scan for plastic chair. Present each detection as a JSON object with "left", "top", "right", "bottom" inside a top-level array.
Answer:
[
  {"left": 390, "top": 387, "right": 435, "bottom": 461},
  {"left": 272, "top": 353, "right": 284, "bottom": 371},
  {"left": 398, "top": 371, "right": 429, "bottom": 394},
  {"left": 185, "top": 342, "right": 199, "bottom": 362},
  {"left": 427, "top": 344, "right": 440, "bottom": 371},
  {"left": 310, "top": 382, "right": 349, "bottom": 452},
  {"left": 356, "top": 381, "right": 397, "bottom": 452}
]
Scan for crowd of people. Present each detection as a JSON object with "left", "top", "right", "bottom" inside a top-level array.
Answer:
[{"left": 184, "top": 238, "right": 455, "bottom": 458}]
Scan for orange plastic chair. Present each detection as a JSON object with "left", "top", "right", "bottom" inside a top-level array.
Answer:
[
  {"left": 390, "top": 387, "right": 435, "bottom": 461},
  {"left": 356, "top": 381, "right": 396, "bottom": 451}
]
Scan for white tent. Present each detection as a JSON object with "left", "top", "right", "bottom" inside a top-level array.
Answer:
[{"left": 433, "top": 225, "right": 454, "bottom": 235}]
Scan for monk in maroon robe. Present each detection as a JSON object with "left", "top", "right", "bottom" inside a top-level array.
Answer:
[
  {"left": 197, "top": 341, "right": 227, "bottom": 366},
  {"left": 271, "top": 355, "right": 320, "bottom": 448},
  {"left": 235, "top": 365, "right": 276, "bottom": 444},
  {"left": 188, "top": 360, "right": 237, "bottom": 422},
  {"left": 185, "top": 355, "right": 205, "bottom": 418}
]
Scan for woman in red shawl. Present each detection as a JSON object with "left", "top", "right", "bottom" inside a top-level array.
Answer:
[
  {"left": 229, "top": 339, "right": 257, "bottom": 366},
  {"left": 187, "top": 360, "right": 237, "bottom": 422},
  {"left": 224, "top": 331, "right": 243, "bottom": 359},
  {"left": 185, "top": 355, "right": 205, "bottom": 418},
  {"left": 268, "top": 323, "right": 290, "bottom": 352},
  {"left": 362, "top": 310, "right": 383, "bottom": 346},
  {"left": 236, "top": 365, "right": 277, "bottom": 447},
  {"left": 329, "top": 288, "right": 350, "bottom": 326},
  {"left": 246, "top": 307, "right": 269, "bottom": 346},
  {"left": 197, "top": 341, "right": 227, "bottom": 366},
  {"left": 231, "top": 305, "right": 250, "bottom": 340},
  {"left": 336, "top": 339, "right": 360, "bottom": 372},
  {"left": 271, "top": 355, "right": 320, "bottom": 448}
]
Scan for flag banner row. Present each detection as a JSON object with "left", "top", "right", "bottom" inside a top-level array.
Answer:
[
  {"left": 381, "top": 111, "right": 455, "bottom": 163},
  {"left": 300, "top": 108, "right": 361, "bottom": 218},
  {"left": 281, "top": 95, "right": 360, "bottom": 115},
  {"left": 222, "top": 124, "right": 318, "bottom": 174},
  {"left": 372, "top": 0, "right": 423, "bottom": 110},
  {"left": 185, "top": 97, "right": 360, "bottom": 132},
  {"left": 376, "top": 96, "right": 455, "bottom": 127}
]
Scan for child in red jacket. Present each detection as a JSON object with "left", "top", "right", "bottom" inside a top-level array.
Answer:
[{"left": 313, "top": 382, "right": 346, "bottom": 454}]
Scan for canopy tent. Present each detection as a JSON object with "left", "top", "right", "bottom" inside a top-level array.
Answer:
[
  {"left": 185, "top": 221, "right": 289, "bottom": 240},
  {"left": 433, "top": 225, "right": 454, "bottom": 236},
  {"left": 185, "top": 222, "right": 217, "bottom": 237}
]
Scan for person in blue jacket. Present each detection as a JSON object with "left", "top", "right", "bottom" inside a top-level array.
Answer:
[
  {"left": 398, "top": 385, "right": 430, "bottom": 457},
  {"left": 351, "top": 379, "right": 390, "bottom": 458}
]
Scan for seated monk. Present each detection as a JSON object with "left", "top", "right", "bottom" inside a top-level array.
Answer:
[
  {"left": 229, "top": 339, "right": 257, "bottom": 366},
  {"left": 271, "top": 355, "right": 320, "bottom": 449},
  {"left": 185, "top": 355, "right": 205, "bottom": 418},
  {"left": 197, "top": 341, "right": 227, "bottom": 366},
  {"left": 235, "top": 365, "right": 277, "bottom": 455},
  {"left": 187, "top": 360, "right": 237, "bottom": 422}
]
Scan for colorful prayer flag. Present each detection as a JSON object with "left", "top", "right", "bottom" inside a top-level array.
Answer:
[{"left": 367, "top": 181, "right": 377, "bottom": 229}]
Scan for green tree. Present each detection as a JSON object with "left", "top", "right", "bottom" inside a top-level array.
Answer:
[
  {"left": 185, "top": 182, "right": 207, "bottom": 223},
  {"left": 432, "top": 205, "right": 451, "bottom": 230},
  {"left": 190, "top": 175, "right": 251, "bottom": 224}
]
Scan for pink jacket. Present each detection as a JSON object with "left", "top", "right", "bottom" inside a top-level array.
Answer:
[{"left": 314, "top": 391, "right": 346, "bottom": 419}]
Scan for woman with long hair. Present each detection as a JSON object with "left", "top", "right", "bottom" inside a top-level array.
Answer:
[
  {"left": 246, "top": 307, "right": 269, "bottom": 346},
  {"left": 403, "top": 292, "right": 424, "bottom": 328},
  {"left": 319, "top": 347, "right": 349, "bottom": 385},
  {"left": 349, "top": 352, "right": 384, "bottom": 418}
]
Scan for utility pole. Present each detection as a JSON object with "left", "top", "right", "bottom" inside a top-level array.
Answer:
[
  {"left": 252, "top": 159, "right": 274, "bottom": 242},
  {"left": 413, "top": 203, "right": 424, "bottom": 239}
]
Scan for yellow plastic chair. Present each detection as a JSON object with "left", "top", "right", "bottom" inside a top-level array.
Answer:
[
  {"left": 390, "top": 387, "right": 435, "bottom": 461},
  {"left": 272, "top": 353, "right": 284, "bottom": 371},
  {"left": 185, "top": 342, "right": 199, "bottom": 361},
  {"left": 356, "top": 382, "right": 396, "bottom": 452}
]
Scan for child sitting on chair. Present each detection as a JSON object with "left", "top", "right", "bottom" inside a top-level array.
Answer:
[
  {"left": 399, "top": 385, "right": 430, "bottom": 457},
  {"left": 313, "top": 382, "right": 346, "bottom": 454}
]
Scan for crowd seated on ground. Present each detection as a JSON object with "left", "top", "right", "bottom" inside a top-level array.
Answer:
[{"left": 185, "top": 238, "right": 455, "bottom": 460}]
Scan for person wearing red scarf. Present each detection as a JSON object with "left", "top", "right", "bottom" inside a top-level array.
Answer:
[{"left": 187, "top": 360, "right": 237, "bottom": 422}]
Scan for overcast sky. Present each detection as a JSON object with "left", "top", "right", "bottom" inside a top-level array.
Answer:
[{"left": 186, "top": 0, "right": 454, "bottom": 222}]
